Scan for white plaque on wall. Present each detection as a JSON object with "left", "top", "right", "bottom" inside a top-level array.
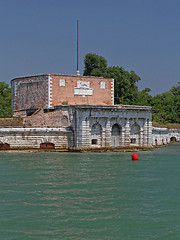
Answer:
[
  {"left": 74, "top": 80, "right": 93, "bottom": 96},
  {"left": 77, "top": 81, "right": 90, "bottom": 89},
  {"left": 100, "top": 81, "right": 105, "bottom": 89},
  {"left": 60, "top": 79, "right": 65, "bottom": 87},
  {"left": 74, "top": 88, "right": 93, "bottom": 95}
]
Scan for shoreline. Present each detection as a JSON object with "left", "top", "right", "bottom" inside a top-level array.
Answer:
[{"left": 1, "top": 143, "right": 179, "bottom": 153}]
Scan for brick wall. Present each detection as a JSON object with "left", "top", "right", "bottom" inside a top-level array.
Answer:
[
  {"left": 11, "top": 74, "right": 114, "bottom": 114},
  {"left": 50, "top": 75, "right": 113, "bottom": 106}
]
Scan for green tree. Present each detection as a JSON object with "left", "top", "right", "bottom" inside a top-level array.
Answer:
[
  {"left": 83, "top": 53, "right": 141, "bottom": 104},
  {"left": 0, "top": 82, "right": 13, "bottom": 118},
  {"left": 152, "top": 91, "right": 178, "bottom": 123},
  {"left": 83, "top": 53, "right": 107, "bottom": 77},
  {"left": 135, "top": 88, "right": 153, "bottom": 106},
  {"left": 106, "top": 67, "right": 141, "bottom": 104},
  {"left": 170, "top": 82, "right": 180, "bottom": 122}
]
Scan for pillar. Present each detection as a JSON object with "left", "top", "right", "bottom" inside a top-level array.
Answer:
[
  {"left": 105, "top": 119, "right": 111, "bottom": 147},
  {"left": 147, "top": 119, "right": 152, "bottom": 146},
  {"left": 81, "top": 119, "right": 90, "bottom": 147},
  {"left": 121, "top": 127, "right": 125, "bottom": 146},
  {"left": 124, "top": 119, "right": 130, "bottom": 146},
  {"left": 143, "top": 119, "right": 148, "bottom": 146},
  {"left": 139, "top": 127, "right": 143, "bottom": 146}
]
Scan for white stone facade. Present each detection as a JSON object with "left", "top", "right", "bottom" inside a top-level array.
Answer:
[
  {"left": 152, "top": 127, "right": 180, "bottom": 146},
  {"left": 0, "top": 105, "right": 153, "bottom": 149},
  {"left": 1, "top": 105, "right": 179, "bottom": 150},
  {"left": 69, "top": 105, "right": 152, "bottom": 148},
  {"left": 0, "top": 127, "right": 73, "bottom": 149}
]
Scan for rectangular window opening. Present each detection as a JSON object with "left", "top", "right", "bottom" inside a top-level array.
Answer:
[
  {"left": 92, "top": 139, "right": 98, "bottom": 145},
  {"left": 130, "top": 138, "right": 136, "bottom": 144}
]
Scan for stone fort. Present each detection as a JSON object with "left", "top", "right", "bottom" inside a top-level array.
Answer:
[{"left": 6, "top": 74, "right": 153, "bottom": 149}]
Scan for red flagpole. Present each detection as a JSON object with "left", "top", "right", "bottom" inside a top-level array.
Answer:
[{"left": 77, "top": 20, "right": 79, "bottom": 74}]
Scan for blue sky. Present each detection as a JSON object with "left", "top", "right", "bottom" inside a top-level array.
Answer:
[{"left": 0, "top": 0, "right": 179, "bottom": 95}]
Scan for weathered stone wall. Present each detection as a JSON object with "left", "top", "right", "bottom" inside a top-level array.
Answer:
[
  {"left": 0, "top": 105, "right": 154, "bottom": 149},
  {"left": 0, "top": 128, "right": 73, "bottom": 149},
  {"left": 11, "top": 75, "right": 48, "bottom": 112},
  {"left": 72, "top": 105, "right": 152, "bottom": 148},
  {"left": 23, "top": 109, "right": 71, "bottom": 128},
  {"left": 152, "top": 127, "right": 180, "bottom": 145}
]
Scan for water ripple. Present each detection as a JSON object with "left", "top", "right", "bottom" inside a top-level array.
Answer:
[{"left": 0, "top": 144, "right": 179, "bottom": 239}]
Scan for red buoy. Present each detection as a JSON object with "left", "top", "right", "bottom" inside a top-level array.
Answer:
[{"left": 132, "top": 154, "right": 138, "bottom": 160}]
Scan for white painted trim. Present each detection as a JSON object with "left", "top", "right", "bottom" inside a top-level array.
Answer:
[
  {"left": 111, "top": 78, "right": 114, "bottom": 105},
  {"left": 47, "top": 74, "right": 52, "bottom": 108}
]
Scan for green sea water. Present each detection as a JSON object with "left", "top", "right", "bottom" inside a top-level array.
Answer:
[{"left": 0, "top": 143, "right": 179, "bottom": 240}]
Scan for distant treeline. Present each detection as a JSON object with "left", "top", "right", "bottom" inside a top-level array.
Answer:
[
  {"left": 0, "top": 53, "right": 180, "bottom": 124},
  {"left": 0, "top": 82, "right": 12, "bottom": 118}
]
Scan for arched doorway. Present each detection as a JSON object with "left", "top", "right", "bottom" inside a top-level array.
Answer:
[
  {"left": 170, "top": 136, "right": 176, "bottom": 142},
  {"left": 130, "top": 123, "right": 140, "bottom": 145},
  {"left": 91, "top": 123, "right": 102, "bottom": 147},
  {"left": 111, "top": 124, "right": 122, "bottom": 147}
]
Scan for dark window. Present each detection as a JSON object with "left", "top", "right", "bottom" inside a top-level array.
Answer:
[
  {"left": 92, "top": 139, "right": 98, "bottom": 145},
  {"left": 26, "top": 109, "right": 38, "bottom": 116},
  {"left": 130, "top": 138, "right": 136, "bottom": 144}
]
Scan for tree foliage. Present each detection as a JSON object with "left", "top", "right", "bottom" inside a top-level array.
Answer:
[
  {"left": 170, "top": 82, "right": 180, "bottom": 121},
  {"left": 152, "top": 91, "right": 178, "bottom": 123},
  {"left": 0, "top": 82, "right": 13, "bottom": 118},
  {"left": 83, "top": 53, "right": 180, "bottom": 124},
  {"left": 106, "top": 67, "right": 141, "bottom": 104},
  {"left": 83, "top": 53, "right": 107, "bottom": 77},
  {"left": 135, "top": 88, "right": 153, "bottom": 106},
  {"left": 83, "top": 53, "right": 141, "bottom": 104}
]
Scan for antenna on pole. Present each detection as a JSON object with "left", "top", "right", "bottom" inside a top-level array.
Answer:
[{"left": 76, "top": 20, "right": 80, "bottom": 76}]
